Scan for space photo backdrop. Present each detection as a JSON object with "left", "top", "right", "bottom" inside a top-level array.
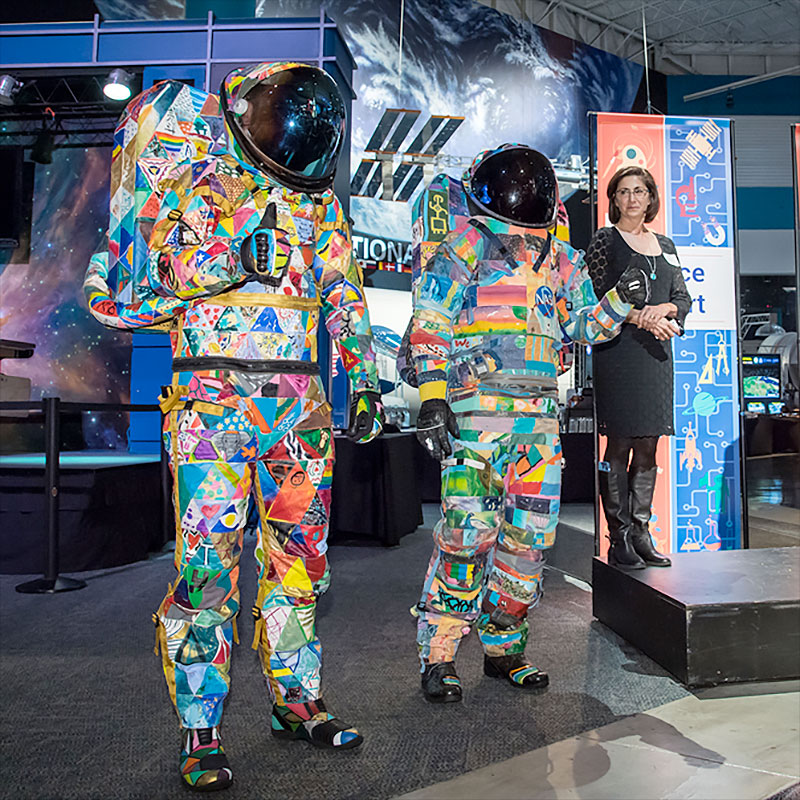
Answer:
[
  {"left": 0, "top": 148, "right": 132, "bottom": 443},
  {"left": 2, "top": 0, "right": 641, "bottom": 417}
]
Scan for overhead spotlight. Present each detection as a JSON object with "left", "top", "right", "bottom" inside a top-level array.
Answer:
[
  {"left": 0, "top": 74, "right": 23, "bottom": 106},
  {"left": 103, "top": 68, "right": 134, "bottom": 101}
]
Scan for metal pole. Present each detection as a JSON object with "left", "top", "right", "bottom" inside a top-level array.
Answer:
[
  {"left": 730, "top": 120, "right": 750, "bottom": 550},
  {"left": 44, "top": 395, "right": 60, "bottom": 582},
  {"left": 641, "top": 5, "right": 653, "bottom": 114},
  {"left": 588, "top": 111, "right": 601, "bottom": 559},
  {"left": 16, "top": 397, "right": 86, "bottom": 593}
]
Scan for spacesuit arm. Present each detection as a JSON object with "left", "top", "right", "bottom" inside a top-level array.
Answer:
[
  {"left": 314, "top": 195, "right": 380, "bottom": 394},
  {"left": 145, "top": 166, "right": 251, "bottom": 301},
  {"left": 410, "top": 229, "right": 477, "bottom": 402},
  {"left": 554, "top": 237, "right": 631, "bottom": 345}
]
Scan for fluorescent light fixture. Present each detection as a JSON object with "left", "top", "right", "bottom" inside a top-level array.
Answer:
[
  {"left": 103, "top": 68, "right": 134, "bottom": 101},
  {"left": 0, "top": 74, "right": 22, "bottom": 106}
]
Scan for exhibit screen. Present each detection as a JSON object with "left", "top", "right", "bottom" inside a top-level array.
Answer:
[{"left": 742, "top": 355, "right": 781, "bottom": 401}]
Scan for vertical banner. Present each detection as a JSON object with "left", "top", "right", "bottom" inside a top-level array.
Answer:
[
  {"left": 594, "top": 113, "right": 742, "bottom": 553},
  {"left": 794, "top": 124, "right": 800, "bottom": 369}
]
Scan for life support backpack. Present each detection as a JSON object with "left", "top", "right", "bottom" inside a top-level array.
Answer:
[{"left": 84, "top": 80, "right": 227, "bottom": 330}]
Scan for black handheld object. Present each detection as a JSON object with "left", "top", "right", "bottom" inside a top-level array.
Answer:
[{"left": 616, "top": 266, "right": 650, "bottom": 308}]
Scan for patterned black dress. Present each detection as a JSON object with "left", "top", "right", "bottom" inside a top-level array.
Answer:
[{"left": 585, "top": 226, "right": 692, "bottom": 438}]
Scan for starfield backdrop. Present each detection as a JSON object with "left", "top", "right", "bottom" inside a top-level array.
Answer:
[{"left": 0, "top": 147, "right": 132, "bottom": 444}]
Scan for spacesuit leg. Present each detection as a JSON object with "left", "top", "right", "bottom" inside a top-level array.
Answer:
[
  {"left": 251, "top": 423, "right": 332, "bottom": 714},
  {"left": 477, "top": 428, "right": 561, "bottom": 669},
  {"left": 156, "top": 402, "right": 253, "bottom": 730},
  {"left": 415, "top": 435, "right": 505, "bottom": 667}
]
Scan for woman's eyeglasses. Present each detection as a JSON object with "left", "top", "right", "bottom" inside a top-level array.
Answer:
[{"left": 616, "top": 188, "right": 649, "bottom": 198}]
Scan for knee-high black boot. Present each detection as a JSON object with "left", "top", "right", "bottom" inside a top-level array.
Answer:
[
  {"left": 629, "top": 467, "right": 671, "bottom": 567},
  {"left": 599, "top": 468, "right": 645, "bottom": 569}
]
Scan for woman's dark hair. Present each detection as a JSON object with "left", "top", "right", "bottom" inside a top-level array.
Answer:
[{"left": 607, "top": 166, "right": 660, "bottom": 224}]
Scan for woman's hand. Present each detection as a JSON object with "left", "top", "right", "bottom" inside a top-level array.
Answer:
[
  {"left": 638, "top": 302, "right": 676, "bottom": 327},
  {"left": 648, "top": 318, "right": 681, "bottom": 341}
]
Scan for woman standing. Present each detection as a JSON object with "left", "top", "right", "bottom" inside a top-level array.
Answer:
[{"left": 586, "top": 166, "right": 692, "bottom": 569}]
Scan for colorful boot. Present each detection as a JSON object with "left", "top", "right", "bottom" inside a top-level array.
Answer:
[
  {"left": 421, "top": 661, "right": 463, "bottom": 704},
  {"left": 271, "top": 701, "right": 363, "bottom": 750},
  {"left": 484, "top": 653, "right": 549, "bottom": 690},
  {"left": 180, "top": 727, "right": 233, "bottom": 792}
]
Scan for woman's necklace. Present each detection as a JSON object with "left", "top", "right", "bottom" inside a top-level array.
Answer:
[{"left": 645, "top": 254, "right": 657, "bottom": 280}]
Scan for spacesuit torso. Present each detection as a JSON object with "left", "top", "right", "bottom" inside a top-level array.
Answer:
[
  {"left": 147, "top": 152, "right": 376, "bottom": 398},
  {"left": 412, "top": 215, "right": 629, "bottom": 413}
]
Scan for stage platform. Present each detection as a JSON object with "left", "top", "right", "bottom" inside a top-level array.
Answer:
[
  {"left": 0, "top": 450, "right": 164, "bottom": 574},
  {"left": 593, "top": 547, "right": 800, "bottom": 687}
]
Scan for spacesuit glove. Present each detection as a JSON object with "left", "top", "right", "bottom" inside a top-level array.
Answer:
[
  {"left": 416, "top": 399, "right": 460, "bottom": 462},
  {"left": 240, "top": 218, "right": 291, "bottom": 285},
  {"left": 346, "top": 390, "right": 384, "bottom": 444},
  {"left": 615, "top": 266, "right": 651, "bottom": 309}
]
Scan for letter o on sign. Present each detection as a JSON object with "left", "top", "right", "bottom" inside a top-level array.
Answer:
[{"left": 369, "top": 239, "right": 387, "bottom": 261}]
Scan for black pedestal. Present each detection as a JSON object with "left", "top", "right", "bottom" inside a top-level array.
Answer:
[{"left": 593, "top": 547, "right": 800, "bottom": 687}]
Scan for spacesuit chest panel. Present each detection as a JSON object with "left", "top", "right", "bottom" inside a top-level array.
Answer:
[
  {"left": 176, "top": 188, "right": 323, "bottom": 362},
  {"left": 449, "top": 233, "right": 560, "bottom": 385}
]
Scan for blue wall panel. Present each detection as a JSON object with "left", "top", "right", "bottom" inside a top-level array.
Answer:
[
  {"left": 736, "top": 187, "right": 795, "bottom": 230},
  {"left": 0, "top": 33, "right": 92, "bottom": 64},
  {"left": 129, "top": 332, "right": 171, "bottom": 451},
  {"left": 667, "top": 75, "right": 800, "bottom": 118},
  {"left": 98, "top": 31, "right": 206, "bottom": 62},
  {"left": 213, "top": 29, "right": 320, "bottom": 60}
]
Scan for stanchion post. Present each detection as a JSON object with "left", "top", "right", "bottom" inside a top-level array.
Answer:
[{"left": 15, "top": 396, "right": 87, "bottom": 594}]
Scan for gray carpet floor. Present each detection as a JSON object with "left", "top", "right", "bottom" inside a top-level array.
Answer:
[{"left": 0, "top": 505, "right": 689, "bottom": 800}]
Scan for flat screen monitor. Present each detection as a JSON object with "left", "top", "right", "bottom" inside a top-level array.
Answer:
[
  {"left": 742, "top": 354, "right": 781, "bottom": 401},
  {"left": 746, "top": 401, "right": 767, "bottom": 414},
  {"left": 768, "top": 401, "right": 785, "bottom": 415}
]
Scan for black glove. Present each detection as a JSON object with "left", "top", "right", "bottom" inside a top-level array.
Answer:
[
  {"left": 416, "top": 399, "right": 460, "bottom": 461},
  {"left": 615, "top": 266, "right": 650, "bottom": 308},
  {"left": 346, "top": 390, "right": 384, "bottom": 443},
  {"left": 240, "top": 204, "right": 289, "bottom": 286}
]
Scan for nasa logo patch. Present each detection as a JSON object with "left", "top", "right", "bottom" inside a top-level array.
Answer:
[{"left": 535, "top": 285, "right": 555, "bottom": 318}]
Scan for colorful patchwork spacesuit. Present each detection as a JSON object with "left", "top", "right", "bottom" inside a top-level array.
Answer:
[
  {"left": 85, "top": 62, "right": 382, "bottom": 787},
  {"left": 410, "top": 145, "right": 634, "bottom": 685}
]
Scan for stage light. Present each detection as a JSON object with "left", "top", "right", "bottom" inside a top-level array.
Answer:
[
  {"left": 30, "top": 125, "right": 55, "bottom": 165},
  {"left": 103, "top": 68, "right": 134, "bottom": 101},
  {"left": 0, "top": 74, "right": 22, "bottom": 106}
]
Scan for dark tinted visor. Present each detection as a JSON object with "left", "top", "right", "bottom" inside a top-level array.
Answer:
[
  {"left": 243, "top": 66, "right": 345, "bottom": 183},
  {"left": 469, "top": 147, "right": 557, "bottom": 227}
]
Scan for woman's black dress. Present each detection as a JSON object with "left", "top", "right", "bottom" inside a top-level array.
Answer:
[{"left": 585, "top": 226, "right": 692, "bottom": 438}]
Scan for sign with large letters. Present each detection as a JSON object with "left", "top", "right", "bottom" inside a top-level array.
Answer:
[{"left": 595, "top": 112, "right": 742, "bottom": 553}]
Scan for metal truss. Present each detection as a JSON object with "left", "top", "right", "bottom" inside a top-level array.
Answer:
[{"left": 479, "top": 0, "right": 800, "bottom": 76}]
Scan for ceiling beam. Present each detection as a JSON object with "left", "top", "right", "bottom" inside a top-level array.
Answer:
[
  {"left": 682, "top": 64, "right": 800, "bottom": 101},
  {"left": 666, "top": 0, "right": 786, "bottom": 40}
]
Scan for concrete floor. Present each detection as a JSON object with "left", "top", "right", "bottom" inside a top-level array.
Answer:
[
  {"left": 405, "top": 455, "right": 800, "bottom": 800},
  {"left": 396, "top": 681, "right": 800, "bottom": 800}
]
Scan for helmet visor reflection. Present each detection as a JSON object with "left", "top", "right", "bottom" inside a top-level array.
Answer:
[
  {"left": 242, "top": 66, "right": 346, "bottom": 183},
  {"left": 469, "top": 147, "right": 558, "bottom": 228}
]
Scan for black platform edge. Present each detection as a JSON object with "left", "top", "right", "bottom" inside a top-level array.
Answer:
[
  {"left": 592, "top": 548, "right": 800, "bottom": 687},
  {"left": 549, "top": 520, "right": 594, "bottom": 584}
]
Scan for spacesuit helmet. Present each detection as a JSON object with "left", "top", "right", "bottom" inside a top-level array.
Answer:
[
  {"left": 463, "top": 143, "right": 559, "bottom": 229},
  {"left": 221, "top": 61, "right": 347, "bottom": 193}
]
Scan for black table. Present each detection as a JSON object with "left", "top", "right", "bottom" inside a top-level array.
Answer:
[{"left": 330, "top": 432, "right": 424, "bottom": 546}]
